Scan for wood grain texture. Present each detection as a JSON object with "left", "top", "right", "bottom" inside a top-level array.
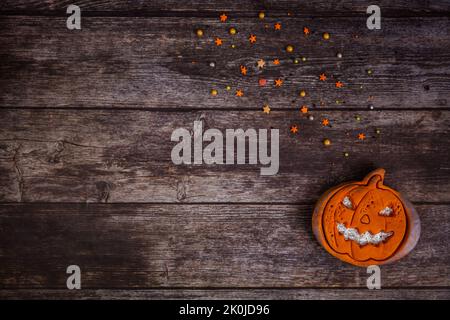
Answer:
[
  {"left": 1, "top": 1, "right": 450, "bottom": 17},
  {"left": 0, "top": 1, "right": 449, "bottom": 300},
  {"left": 0, "top": 289, "right": 449, "bottom": 300},
  {"left": 0, "top": 16, "right": 449, "bottom": 109},
  {"left": 0, "top": 109, "right": 448, "bottom": 203},
  {"left": 0, "top": 204, "right": 448, "bottom": 289}
]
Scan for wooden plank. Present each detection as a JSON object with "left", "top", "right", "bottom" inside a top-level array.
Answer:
[
  {"left": 0, "top": 288, "right": 449, "bottom": 300},
  {"left": 0, "top": 16, "right": 449, "bottom": 109},
  {"left": 1, "top": 1, "right": 449, "bottom": 17},
  {"left": 0, "top": 203, "right": 448, "bottom": 288},
  {"left": 0, "top": 109, "right": 449, "bottom": 203}
]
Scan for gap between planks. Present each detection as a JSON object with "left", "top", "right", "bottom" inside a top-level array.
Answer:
[{"left": 0, "top": 107, "right": 450, "bottom": 112}]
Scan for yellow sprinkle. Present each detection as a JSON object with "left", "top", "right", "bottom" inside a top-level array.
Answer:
[{"left": 196, "top": 29, "right": 204, "bottom": 37}]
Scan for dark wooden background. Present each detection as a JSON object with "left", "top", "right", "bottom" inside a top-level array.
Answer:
[{"left": 0, "top": 1, "right": 449, "bottom": 299}]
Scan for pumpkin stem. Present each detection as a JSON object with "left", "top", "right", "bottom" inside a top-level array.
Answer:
[{"left": 364, "top": 168, "right": 385, "bottom": 187}]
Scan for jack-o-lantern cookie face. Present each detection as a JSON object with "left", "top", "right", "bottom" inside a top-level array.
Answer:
[{"left": 312, "top": 169, "right": 421, "bottom": 267}]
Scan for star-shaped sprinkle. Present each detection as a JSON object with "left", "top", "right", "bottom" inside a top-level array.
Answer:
[
  {"left": 322, "top": 118, "right": 330, "bottom": 126},
  {"left": 257, "top": 59, "right": 266, "bottom": 69},
  {"left": 303, "top": 27, "right": 310, "bottom": 35},
  {"left": 273, "top": 59, "right": 280, "bottom": 65},
  {"left": 249, "top": 34, "right": 257, "bottom": 43},
  {"left": 335, "top": 81, "right": 344, "bottom": 88},
  {"left": 358, "top": 133, "right": 366, "bottom": 140},
  {"left": 215, "top": 37, "right": 223, "bottom": 46},
  {"left": 319, "top": 73, "right": 327, "bottom": 81},
  {"left": 300, "top": 106, "right": 308, "bottom": 114},
  {"left": 290, "top": 125, "right": 299, "bottom": 134},
  {"left": 220, "top": 13, "right": 228, "bottom": 22},
  {"left": 259, "top": 78, "right": 267, "bottom": 86},
  {"left": 240, "top": 65, "right": 247, "bottom": 75},
  {"left": 274, "top": 22, "right": 282, "bottom": 30},
  {"left": 235, "top": 89, "right": 243, "bottom": 97},
  {"left": 274, "top": 78, "right": 283, "bottom": 87},
  {"left": 263, "top": 104, "right": 271, "bottom": 114}
]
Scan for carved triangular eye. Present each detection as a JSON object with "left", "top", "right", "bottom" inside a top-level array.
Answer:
[
  {"left": 379, "top": 207, "right": 393, "bottom": 216},
  {"left": 342, "top": 196, "right": 353, "bottom": 209}
]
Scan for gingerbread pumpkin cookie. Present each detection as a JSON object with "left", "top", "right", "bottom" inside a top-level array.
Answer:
[{"left": 312, "top": 169, "right": 420, "bottom": 267}]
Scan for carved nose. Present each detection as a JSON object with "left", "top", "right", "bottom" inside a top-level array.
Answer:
[{"left": 360, "top": 214, "right": 370, "bottom": 224}]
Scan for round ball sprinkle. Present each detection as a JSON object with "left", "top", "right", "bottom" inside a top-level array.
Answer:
[
  {"left": 229, "top": 27, "right": 237, "bottom": 35},
  {"left": 196, "top": 29, "right": 204, "bottom": 37},
  {"left": 323, "top": 138, "right": 331, "bottom": 146},
  {"left": 210, "top": 89, "right": 218, "bottom": 96},
  {"left": 323, "top": 32, "right": 330, "bottom": 40},
  {"left": 286, "top": 45, "right": 294, "bottom": 53}
]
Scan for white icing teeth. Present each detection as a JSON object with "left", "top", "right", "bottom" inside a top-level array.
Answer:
[
  {"left": 379, "top": 207, "right": 393, "bottom": 216},
  {"left": 336, "top": 223, "right": 393, "bottom": 246},
  {"left": 342, "top": 196, "right": 353, "bottom": 209}
]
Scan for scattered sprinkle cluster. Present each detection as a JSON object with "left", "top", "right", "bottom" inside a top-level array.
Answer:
[{"left": 195, "top": 12, "right": 378, "bottom": 157}]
